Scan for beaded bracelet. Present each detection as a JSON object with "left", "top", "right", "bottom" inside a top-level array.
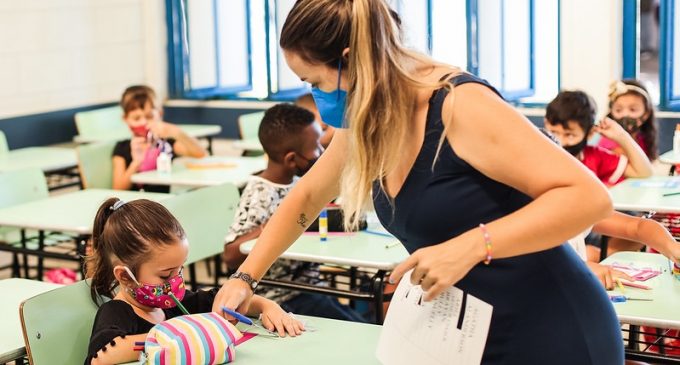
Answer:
[{"left": 479, "top": 223, "right": 493, "bottom": 265}]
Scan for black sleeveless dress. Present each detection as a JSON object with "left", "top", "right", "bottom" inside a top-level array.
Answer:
[{"left": 372, "top": 74, "right": 623, "bottom": 364}]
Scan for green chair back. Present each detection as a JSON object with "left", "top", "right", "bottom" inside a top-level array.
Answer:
[
  {"left": 20, "top": 280, "right": 102, "bottom": 365},
  {"left": 0, "top": 130, "right": 9, "bottom": 156},
  {"left": 162, "top": 183, "right": 240, "bottom": 264},
  {"left": 74, "top": 106, "right": 129, "bottom": 140},
  {"left": 76, "top": 141, "right": 116, "bottom": 189},
  {"left": 0, "top": 168, "right": 48, "bottom": 208},
  {"left": 237, "top": 111, "right": 265, "bottom": 140}
]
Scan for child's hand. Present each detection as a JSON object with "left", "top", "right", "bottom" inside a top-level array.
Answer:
[
  {"left": 593, "top": 117, "right": 629, "bottom": 143},
  {"left": 130, "top": 137, "right": 150, "bottom": 163},
  {"left": 259, "top": 298, "right": 305, "bottom": 337},
  {"left": 586, "top": 261, "right": 635, "bottom": 290},
  {"left": 659, "top": 243, "right": 680, "bottom": 265},
  {"left": 149, "top": 120, "right": 181, "bottom": 140}
]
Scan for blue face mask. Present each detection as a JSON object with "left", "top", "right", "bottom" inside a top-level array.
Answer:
[{"left": 311, "top": 61, "right": 347, "bottom": 129}]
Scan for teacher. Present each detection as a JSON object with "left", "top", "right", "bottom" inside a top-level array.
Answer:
[{"left": 214, "top": 0, "right": 623, "bottom": 362}]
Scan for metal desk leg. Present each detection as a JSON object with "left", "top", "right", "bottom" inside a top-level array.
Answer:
[
  {"left": 599, "top": 235, "right": 609, "bottom": 262},
  {"left": 372, "top": 270, "right": 386, "bottom": 324},
  {"left": 21, "top": 229, "right": 29, "bottom": 278},
  {"left": 37, "top": 230, "right": 45, "bottom": 280},
  {"left": 189, "top": 263, "right": 197, "bottom": 290}
]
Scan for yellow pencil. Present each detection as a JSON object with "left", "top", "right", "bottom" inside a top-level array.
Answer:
[{"left": 616, "top": 278, "right": 626, "bottom": 294}]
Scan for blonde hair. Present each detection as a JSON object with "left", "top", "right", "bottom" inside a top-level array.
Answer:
[{"left": 281, "top": 0, "right": 459, "bottom": 229}]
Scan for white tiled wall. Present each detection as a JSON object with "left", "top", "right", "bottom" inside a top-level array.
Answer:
[{"left": 0, "top": 0, "right": 167, "bottom": 119}]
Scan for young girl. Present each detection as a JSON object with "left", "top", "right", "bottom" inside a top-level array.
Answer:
[
  {"left": 85, "top": 198, "right": 303, "bottom": 365},
  {"left": 113, "top": 85, "right": 207, "bottom": 192},
  {"left": 598, "top": 79, "right": 658, "bottom": 160}
]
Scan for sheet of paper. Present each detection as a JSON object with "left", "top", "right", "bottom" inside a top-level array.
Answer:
[{"left": 376, "top": 269, "right": 493, "bottom": 365}]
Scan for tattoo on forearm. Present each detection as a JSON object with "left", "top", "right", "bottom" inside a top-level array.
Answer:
[{"left": 297, "top": 213, "right": 308, "bottom": 228}]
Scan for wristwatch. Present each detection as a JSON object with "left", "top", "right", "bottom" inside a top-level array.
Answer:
[{"left": 230, "top": 271, "right": 258, "bottom": 291}]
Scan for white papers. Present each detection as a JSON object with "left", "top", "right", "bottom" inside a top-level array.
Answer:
[{"left": 376, "top": 270, "right": 493, "bottom": 365}]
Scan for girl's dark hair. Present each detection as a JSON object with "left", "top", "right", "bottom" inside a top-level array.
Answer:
[
  {"left": 609, "top": 79, "right": 658, "bottom": 160},
  {"left": 86, "top": 198, "right": 185, "bottom": 305}
]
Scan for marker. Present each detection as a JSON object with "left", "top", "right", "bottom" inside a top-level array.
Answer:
[
  {"left": 319, "top": 209, "right": 328, "bottom": 243},
  {"left": 221, "top": 307, "right": 278, "bottom": 336},
  {"left": 609, "top": 295, "right": 653, "bottom": 303}
]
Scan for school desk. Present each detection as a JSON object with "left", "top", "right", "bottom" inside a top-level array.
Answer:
[
  {"left": 0, "top": 278, "right": 61, "bottom": 363},
  {"left": 0, "top": 147, "right": 80, "bottom": 191},
  {"left": 74, "top": 124, "right": 223, "bottom": 154},
  {"left": 122, "top": 315, "right": 382, "bottom": 365},
  {"left": 131, "top": 155, "right": 266, "bottom": 189},
  {"left": 240, "top": 231, "right": 409, "bottom": 323},
  {"left": 0, "top": 189, "right": 172, "bottom": 279},
  {"left": 609, "top": 176, "right": 680, "bottom": 213},
  {"left": 231, "top": 137, "right": 264, "bottom": 154},
  {"left": 601, "top": 252, "right": 680, "bottom": 363}
]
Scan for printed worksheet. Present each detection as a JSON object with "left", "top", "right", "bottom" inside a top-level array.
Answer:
[{"left": 376, "top": 270, "right": 493, "bottom": 365}]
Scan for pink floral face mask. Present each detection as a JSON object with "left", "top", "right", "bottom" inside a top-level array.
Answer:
[{"left": 123, "top": 266, "right": 186, "bottom": 309}]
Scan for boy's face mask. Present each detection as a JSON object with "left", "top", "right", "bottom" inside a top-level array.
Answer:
[
  {"left": 124, "top": 266, "right": 186, "bottom": 309},
  {"left": 563, "top": 137, "right": 588, "bottom": 157}
]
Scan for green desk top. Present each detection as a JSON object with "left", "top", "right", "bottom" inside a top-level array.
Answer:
[
  {"left": 609, "top": 176, "right": 680, "bottom": 212},
  {"left": 240, "top": 231, "right": 409, "bottom": 271},
  {"left": 0, "top": 279, "right": 61, "bottom": 363},
  {"left": 131, "top": 156, "right": 266, "bottom": 188},
  {"left": 231, "top": 138, "right": 263, "bottom": 152},
  {"left": 0, "top": 189, "right": 172, "bottom": 234},
  {"left": 123, "top": 316, "right": 382, "bottom": 365},
  {"left": 601, "top": 252, "right": 680, "bottom": 329},
  {"left": 73, "top": 124, "right": 222, "bottom": 144},
  {"left": 0, "top": 147, "right": 77, "bottom": 173},
  {"left": 659, "top": 150, "right": 680, "bottom": 165}
]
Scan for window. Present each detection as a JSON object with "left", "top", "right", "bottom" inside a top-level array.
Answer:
[
  {"left": 660, "top": 0, "right": 680, "bottom": 109},
  {"left": 167, "top": 0, "right": 253, "bottom": 98},
  {"left": 622, "top": 0, "right": 680, "bottom": 110},
  {"left": 167, "top": 0, "right": 559, "bottom": 103}
]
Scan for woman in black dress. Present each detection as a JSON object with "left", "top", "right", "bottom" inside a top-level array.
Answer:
[{"left": 213, "top": 1, "right": 623, "bottom": 363}]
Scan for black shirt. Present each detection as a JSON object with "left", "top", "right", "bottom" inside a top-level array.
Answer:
[
  {"left": 85, "top": 288, "right": 218, "bottom": 365},
  {"left": 112, "top": 139, "right": 176, "bottom": 193}
]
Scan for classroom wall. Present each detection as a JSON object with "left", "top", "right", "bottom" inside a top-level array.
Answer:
[{"left": 0, "top": 0, "right": 167, "bottom": 147}]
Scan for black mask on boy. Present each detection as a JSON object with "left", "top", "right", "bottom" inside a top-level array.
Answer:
[
  {"left": 295, "top": 154, "right": 318, "bottom": 177},
  {"left": 563, "top": 137, "right": 589, "bottom": 157}
]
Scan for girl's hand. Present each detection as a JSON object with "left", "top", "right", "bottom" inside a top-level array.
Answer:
[
  {"left": 212, "top": 278, "right": 254, "bottom": 321},
  {"left": 593, "top": 117, "right": 628, "bottom": 143},
  {"left": 389, "top": 236, "right": 485, "bottom": 302},
  {"left": 258, "top": 298, "right": 305, "bottom": 337},
  {"left": 585, "top": 261, "right": 635, "bottom": 290},
  {"left": 148, "top": 120, "right": 180, "bottom": 140},
  {"left": 658, "top": 242, "right": 680, "bottom": 265},
  {"left": 130, "top": 137, "right": 150, "bottom": 162}
]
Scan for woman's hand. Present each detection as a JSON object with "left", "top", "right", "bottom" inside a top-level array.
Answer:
[
  {"left": 212, "top": 278, "right": 254, "bottom": 320},
  {"left": 389, "top": 235, "right": 485, "bottom": 302},
  {"left": 585, "top": 261, "right": 634, "bottom": 290},
  {"left": 258, "top": 298, "right": 305, "bottom": 337}
]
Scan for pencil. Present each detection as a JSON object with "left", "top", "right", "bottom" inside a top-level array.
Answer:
[
  {"left": 663, "top": 191, "right": 680, "bottom": 197},
  {"left": 616, "top": 278, "right": 625, "bottom": 294},
  {"left": 385, "top": 241, "right": 400, "bottom": 249}
]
